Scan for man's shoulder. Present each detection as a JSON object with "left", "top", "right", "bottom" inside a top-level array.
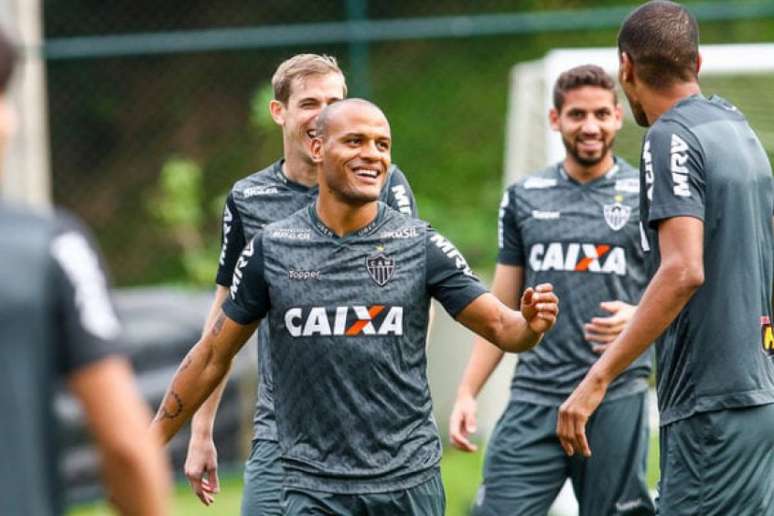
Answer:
[
  {"left": 509, "top": 164, "right": 560, "bottom": 194},
  {"left": 378, "top": 205, "right": 428, "bottom": 235},
  {"left": 614, "top": 156, "right": 638, "bottom": 176},
  {"left": 231, "top": 160, "right": 284, "bottom": 198},
  {"left": 655, "top": 95, "right": 744, "bottom": 137},
  {"left": 261, "top": 207, "right": 313, "bottom": 241}
]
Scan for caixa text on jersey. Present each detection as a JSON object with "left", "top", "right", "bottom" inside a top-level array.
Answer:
[{"left": 284, "top": 305, "right": 404, "bottom": 337}]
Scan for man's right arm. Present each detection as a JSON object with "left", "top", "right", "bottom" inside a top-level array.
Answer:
[
  {"left": 153, "top": 235, "right": 268, "bottom": 443},
  {"left": 151, "top": 311, "right": 258, "bottom": 442},
  {"left": 449, "top": 264, "right": 523, "bottom": 452}
]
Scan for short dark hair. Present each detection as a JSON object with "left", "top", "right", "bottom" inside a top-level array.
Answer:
[
  {"left": 553, "top": 64, "right": 617, "bottom": 111},
  {"left": 618, "top": 1, "right": 699, "bottom": 90},
  {"left": 0, "top": 29, "right": 16, "bottom": 93}
]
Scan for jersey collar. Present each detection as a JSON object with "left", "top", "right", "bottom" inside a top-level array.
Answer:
[
  {"left": 557, "top": 157, "right": 620, "bottom": 185},
  {"left": 307, "top": 202, "right": 387, "bottom": 240},
  {"left": 272, "top": 159, "right": 318, "bottom": 193}
]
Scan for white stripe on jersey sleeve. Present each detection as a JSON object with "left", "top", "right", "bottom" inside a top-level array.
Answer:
[{"left": 50, "top": 232, "right": 121, "bottom": 340}]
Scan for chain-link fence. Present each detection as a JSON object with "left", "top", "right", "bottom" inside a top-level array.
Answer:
[{"left": 42, "top": 1, "right": 774, "bottom": 286}]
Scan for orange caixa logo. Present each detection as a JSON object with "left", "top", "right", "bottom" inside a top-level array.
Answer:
[{"left": 762, "top": 316, "right": 774, "bottom": 356}]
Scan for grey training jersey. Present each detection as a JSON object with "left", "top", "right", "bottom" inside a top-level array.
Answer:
[
  {"left": 223, "top": 203, "right": 487, "bottom": 494},
  {"left": 640, "top": 95, "right": 774, "bottom": 426},
  {"left": 498, "top": 159, "right": 651, "bottom": 405},
  {"left": 216, "top": 159, "right": 417, "bottom": 441},
  {"left": 0, "top": 204, "right": 122, "bottom": 516}
]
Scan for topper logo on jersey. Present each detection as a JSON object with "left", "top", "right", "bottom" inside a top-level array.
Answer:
[
  {"left": 529, "top": 242, "right": 626, "bottom": 276},
  {"left": 670, "top": 134, "right": 691, "bottom": 197},
  {"left": 284, "top": 305, "right": 404, "bottom": 337}
]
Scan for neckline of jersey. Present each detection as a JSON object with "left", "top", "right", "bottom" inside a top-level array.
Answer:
[
  {"left": 557, "top": 157, "right": 620, "bottom": 187},
  {"left": 272, "top": 159, "right": 319, "bottom": 194},
  {"left": 306, "top": 202, "right": 387, "bottom": 241}
]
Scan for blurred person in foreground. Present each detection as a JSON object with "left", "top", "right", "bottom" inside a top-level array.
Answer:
[
  {"left": 0, "top": 30, "right": 170, "bottom": 516},
  {"left": 558, "top": 2, "right": 774, "bottom": 514},
  {"left": 450, "top": 65, "right": 654, "bottom": 516},
  {"left": 184, "top": 54, "right": 418, "bottom": 514},
  {"left": 152, "top": 98, "right": 558, "bottom": 514}
]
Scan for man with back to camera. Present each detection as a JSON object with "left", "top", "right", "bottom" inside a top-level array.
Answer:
[
  {"left": 151, "top": 98, "right": 559, "bottom": 515},
  {"left": 558, "top": 2, "right": 774, "bottom": 514},
  {"left": 449, "top": 65, "right": 655, "bottom": 515},
  {"left": 183, "top": 54, "right": 418, "bottom": 514},
  {"left": 0, "top": 29, "right": 171, "bottom": 516}
]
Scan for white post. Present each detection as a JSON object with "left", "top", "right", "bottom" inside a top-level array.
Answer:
[{"left": 0, "top": 0, "right": 51, "bottom": 207}]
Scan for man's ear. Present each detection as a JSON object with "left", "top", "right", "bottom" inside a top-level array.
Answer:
[
  {"left": 269, "top": 99, "right": 285, "bottom": 127},
  {"left": 619, "top": 52, "right": 634, "bottom": 85},
  {"left": 695, "top": 52, "right": 702, "bottom": 76},
  {"left": 548, "top": 108, "right": 561, "bottom": 132},
  {"left": 310, "top": 137, "right": 324, "bottom": 164}
]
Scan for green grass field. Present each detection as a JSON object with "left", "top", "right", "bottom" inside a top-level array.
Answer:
[{"left": 70, "top": 437, "right": 659, "bottom": 516}]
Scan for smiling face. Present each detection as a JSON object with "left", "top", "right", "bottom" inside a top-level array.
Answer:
[
  {"left": 270, "top": 72, "right": 346, "bottom": 165},
  {"left": 311, "top": 101, "right": 391, "bottom": 205},
  {"left": 550, "top": 85, "right": 622, "bottom": 167}
]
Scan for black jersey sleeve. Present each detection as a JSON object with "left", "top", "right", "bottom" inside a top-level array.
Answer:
[
  {"left": 426, "top": 228, "right": 488, "bottom": 317},
  {"left": 496, "top": 187, "right": 525, "bottom": 266},
  {"left": 49, "top": 215, "right": 123, "bottom": 374},
  {"left": 222, "top": 234, "right": 270, "bottom": 324},
  {"left": 215, "top": 193, "right": 246, "bottom": 287},
  {"left": 645, "top": 121, "right": 706, "bottom": 228},
  {"left": 382, "top": 164, "right": 418, "bottom": 218}
]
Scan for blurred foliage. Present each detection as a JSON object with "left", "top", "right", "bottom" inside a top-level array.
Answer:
[{"left": 43, "top": 1, "right": 774, "bottom": 285}]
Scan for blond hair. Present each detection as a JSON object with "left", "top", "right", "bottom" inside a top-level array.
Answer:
[{"left": 271, "top": 54, "right": 346, "bottom": 104}]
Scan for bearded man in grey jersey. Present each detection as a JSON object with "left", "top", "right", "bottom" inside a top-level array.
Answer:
[
  {"left": 450, "top": 65, "right": 654, "bottom": 516},
  {"left": 151, "top": 98, "right": 558, "bottom": 515}
]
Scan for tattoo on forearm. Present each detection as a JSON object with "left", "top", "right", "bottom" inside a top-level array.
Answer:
[
  {"left": 158, "top": 391, "right": 183, "bottom": 420},
  {"left": 210, "top": 313, "right": 226, "bottom": 336}
]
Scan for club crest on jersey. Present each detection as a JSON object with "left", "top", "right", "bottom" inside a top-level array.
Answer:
[
  {"left": 762, "top": 316, "right": 774, "bottom": 356},
  {"left": 366, "top": 252, "right": 395, "bottom": 287},
  {"left": 603, "top": 202, "right": 631, "bottom": 231}
]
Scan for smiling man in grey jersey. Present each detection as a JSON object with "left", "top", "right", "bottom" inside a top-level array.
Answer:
[
  {"left": 450, "top": 65, "right": 654, "bottom": 516},
  {"left": 558, "top": 3, "right": 774, "bottom": 514},
  {"left": 185, "top": 54, "right": 417, "bottom": 513},
  {"left": 151, "top": 98, "right": 558, "bottom": 515}
]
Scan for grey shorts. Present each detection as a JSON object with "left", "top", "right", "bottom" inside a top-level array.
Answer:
[
  {"left": 281, "top": 470, "right": 445, "bottom": 516},
  {"left": 474, "top": 392, "right": 654, "bottom": 516},
  {"left": 658, "top": 403, "right": 774, "bottom": 516},
  {"left": 241, "top": 438, "right": 283, "bottom": 516}
]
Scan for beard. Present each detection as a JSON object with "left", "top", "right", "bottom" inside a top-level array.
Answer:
[{"left": 562, "top": 135, "right": 615, "bottom": 167}]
